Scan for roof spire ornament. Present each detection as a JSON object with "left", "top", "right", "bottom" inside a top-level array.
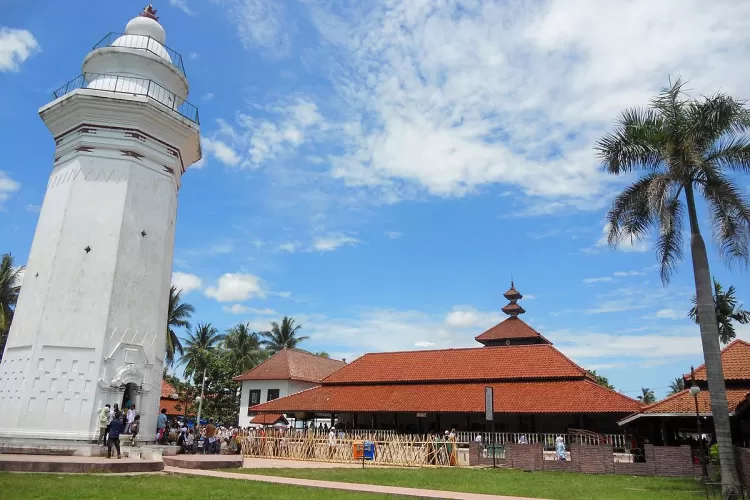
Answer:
[
  {"left": 501, "top": 280, "right": 525, "bottom": 317},
  {"left": 140, "top": 4, "right": 159, "bottom": 22}
]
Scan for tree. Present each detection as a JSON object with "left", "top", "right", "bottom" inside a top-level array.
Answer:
[
  {"left": 689, "top": 279, "right": 750, "bottom": 345},
  {"left": 668, "top": 377, "right": 685, "bottom": 395},
  {"left": 181, "top": 322, "right": 224, "bottom": 381},
  {"left": 166, "top": 286, "right": 194, "bottom": 366},
  {"left": 0, "top": 254, "right": 23, "bottom": 363},
  {"left": 225, "top": 322, "right": 267, "bottom": 374},
  {"left": 587, "top": 370, "right": 615, "bottom": 390},
  {"left": 637, "top": 387, "right": 656, "bottom": 404},
  {"left": 260, "top": 316, "right": 309, "bottom": 353},
  {"left": 315, "top": 351, "right": 330, "bottom": 359},
  {"left": 199, "top": 349, "right": 241, "bottom": 425},
  {"left": 596, "top": 78, "right": 750, "bottom": 496}
]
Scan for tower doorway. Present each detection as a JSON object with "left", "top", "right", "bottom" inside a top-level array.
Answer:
[{"left": 122, "top": 383, "right": 138, "bottom": 412}]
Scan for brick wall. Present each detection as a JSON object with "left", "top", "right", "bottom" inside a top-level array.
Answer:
[
  {"left": 468, "top": 442, "right": 695, "bottom": 478},
  {"left": 736, "top": 447, "right": 750, "bottom": 487}
]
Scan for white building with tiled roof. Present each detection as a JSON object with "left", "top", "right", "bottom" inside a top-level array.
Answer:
[{"left": 233, "top": 348, "right": 345, "bottom": 428}]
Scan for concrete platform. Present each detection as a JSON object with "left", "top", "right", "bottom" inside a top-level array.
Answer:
[
  {"left": 163, "top": 454, "right": 243, "bottom": 470},
  {"left": 0, "top": 454, "right": 164, "bottom": 473},
  {"left": 0, "top": 440, "right": 179, "bottom": 457}
]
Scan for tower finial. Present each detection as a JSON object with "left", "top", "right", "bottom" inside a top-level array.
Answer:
[
  {"left": 501, "top": 279, "right": 525, "bottom": 317},
  {"left": 140, "top": 4, "right": 159, "bottom": 21}
]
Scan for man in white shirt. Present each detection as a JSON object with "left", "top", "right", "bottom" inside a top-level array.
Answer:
[{"left": 125, "top": 404, "right": 137, "bottom": 434}]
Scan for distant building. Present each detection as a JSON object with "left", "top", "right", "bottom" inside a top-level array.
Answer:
[
  {"left": 619, "top": 339, "right": 750, "bottom": 445},
  {"left": 159, "top": 380, "right": 185, "bottom": 418},
  {"left": 233, "top": 348, "right": 346, "bottom": 428},
  {"left": 250, "top": 283, "right": 641, "bottom": 435}
]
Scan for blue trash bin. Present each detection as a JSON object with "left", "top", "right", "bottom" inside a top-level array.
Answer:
[{"left": 363, "top": 441, "right": 375, "bottom": 460}]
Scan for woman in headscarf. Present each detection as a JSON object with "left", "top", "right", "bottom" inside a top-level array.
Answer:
[{"left": 555, "top": 435, "right": 566, "bottom": 461}]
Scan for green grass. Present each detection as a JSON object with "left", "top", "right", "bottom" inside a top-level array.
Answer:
[
  {"left": 231, "top": 467, "right": 709, "bottom": 500},
  {"left": 0, "top": 473, "right": 395, "bottom": 500}
]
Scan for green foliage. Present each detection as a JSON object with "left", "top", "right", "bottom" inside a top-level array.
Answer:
[
  {"left": 637, "top": 387, "right": 656, "bottom": 404},
  {"left": 166, "top": 286, "right": 194, "bottom": 366},
  {"left": 0, "top": 253, "right": 23, "bottom": 362},
  {"left": 688, "top": 279, "right": 750, "bottom": 344},
  {"left": 586, "top": 370, "right": 614, "bottom": 390},
  {"left": 260, "top": 316, "right": 309, "bottom": 353},
  {"left": 181, "top": 322, "right": 224, "bottom": 380},
  {"left": 199, "top": 349, "right": 241, "bottom": 425},
  {"left": 668, "top": 377, "right": 685, "bottom": 395},
  {"left": 224, "top": 322, "right": 267, "bottom": 374}
]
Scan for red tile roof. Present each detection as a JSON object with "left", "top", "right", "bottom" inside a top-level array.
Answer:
[
  {"left": 251, "top": 380, "right": 641, "bottom": 414},
  {"left": 323, "top": 344, "right": 578, "bottom": 385},
  {"left": 249, "top": 413, "right": 288, "bottom": 425},
  {"left": 234, "top": 348, "right": 346, "bottom": 383},
  {"left": 161, "top": 380, "right": 177, "bottom": 399},
  {"left": 639, "top": 388, "right": 750, "bottom": 416},
  {"left": 691, "top": 340, "right": 750, "bottom": 382},
  {"left": 474, "top": 317, "right": 549, "bottom": 343}
]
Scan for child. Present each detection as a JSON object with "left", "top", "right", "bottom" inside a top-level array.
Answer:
[
  {"left": 130, "top": 414, "right": 140, "bottom": 446},
  {"left": 186, "top": 429, "right": 195, "bottom": 454}
]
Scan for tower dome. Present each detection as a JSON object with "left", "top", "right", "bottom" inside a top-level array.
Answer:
[{"left": 112, "top": 15, "right": 172, "bottom": 64}]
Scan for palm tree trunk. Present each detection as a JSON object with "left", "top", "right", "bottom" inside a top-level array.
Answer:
[{"left": 685, "top": 183, "right": 739, "bottom": 497}]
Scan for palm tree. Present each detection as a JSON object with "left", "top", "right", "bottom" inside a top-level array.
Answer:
[
  {"left": 259, "top": 316, "right": 309, "bottom": 354},
  {"left": 596, "top": 78, "right": 750, "bottom": 495},
  {"left": 637, "top": 387, "right": 656, "bottom": 404},
  {"left": 0, "top": 254, "right": 23, "bottom": 362},
  {"left": 225, "top": 322, "right": 266, "bottom": 374},
  {"left": 689, "top": 279, "right": 750, "bottom": 345},
  {"left": 166, "top": 286, "right": 194, "bottom": 366},
  {"left": 181, "top": 322, "right": 224, "bottom": 380},
  {"left": 668, "top": 377, "right": 685, "bottom": 395}
]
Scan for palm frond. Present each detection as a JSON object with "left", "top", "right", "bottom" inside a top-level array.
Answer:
[
  {"left": 606, "top": 173, "right": 669, "bottom": 248},
  {"left": 655, "top": 190, "right": 684, "bottom": 284},
  {"left": 595, "top": 107, "right": 665, "bottom": 174},
  {"left": 705, "top": 136, "right": 750, "bottom": 175},
  {"left": 697, "top": 171, "right": 750, "bottom": 264},
  {"left": 687, "top": 91, "right": 750, "bottom": 149}
]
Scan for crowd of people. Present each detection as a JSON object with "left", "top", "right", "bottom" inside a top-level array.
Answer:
[{"left": 97, "top": 403, "right": 141, "bottom": 459}]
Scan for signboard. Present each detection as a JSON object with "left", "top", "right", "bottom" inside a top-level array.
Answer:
[
  {"left": 485, "top": 386, "right": 493, "bottom": 421},
  {"left": 416, "top": 412, "right": 427, "bottom": 418}
]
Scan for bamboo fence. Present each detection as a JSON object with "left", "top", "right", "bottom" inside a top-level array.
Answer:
[{"left": 240, "top": 429, "right": 461, "bottom": 467}]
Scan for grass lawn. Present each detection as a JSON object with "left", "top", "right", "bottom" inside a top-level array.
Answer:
[
  {"left": 232, "top": 467, "right": 709, "bottom": 500},
  {"left": 0, "top": 473, "right": 390, "bottom": 500}
]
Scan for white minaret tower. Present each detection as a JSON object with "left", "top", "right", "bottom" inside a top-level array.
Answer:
[{"left": 0, "top": 5, "right": 200, "bottom": 444}]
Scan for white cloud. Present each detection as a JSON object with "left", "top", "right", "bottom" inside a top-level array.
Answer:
[
  {"left": 170, "top": 0, "right": 197, "bottom": 16},
  {"left": 202, "top": 92, "right": 214, "bottom": 101},
  {"left": 0, "top": 28, "right": 39, "bottom": 72},
  {"left": 205, "top": 273, "right": 265, "bottom": 302},
  {"left": 311, "top": 234, "right": 360, "bottom": 252},
  {"left": 385, "top": 231, "right": 402, "bottom": 239},
  {"left": 223, "top": 304, "right": 276, "bottom": 315},
  {"left": 192, "top": 155, "right": 206, "bottom": 169},
  {"left": 172, "top": 272, "right": 202, "bottom": 294},
  {"left": 613, "top": 270, "right": 647, "bottom": 277},
  {"left": 218, "top": 0, "right": 292, "bottom": 57},
  {"left": 24, "top": 204, "right": 41, "bottom": 213},
  {"left": 444, "top": 308, "right": 480, "bottom": 329},
  {"left": 188, "top": 52, "right": 200, "bottom": 60},
  {"left": 278, "top": 242, "right": 299, "bottom": 253},
  {"left": 588, "top": 223, "right": 649, "bottom": 254},
  {"left": 0, "top": 170, "right": 20, "bottom": 205},
  {"left": 655, "top": 308, "right": 684, "bottom": 320},
  {"left": 583, "top": 277, "right": 613, "bottom": 285},
  {"left": 229, "top": 0, "right": 750, "bottom": 213},
  {"left": 271, "top": 291, "right": 292, "bottom": 299},
  {"left": 202, "top": 138, "right": 241, "bottom": 167},
  {"left": 524, "top": 294, "right": 537, "bottom": 300}
]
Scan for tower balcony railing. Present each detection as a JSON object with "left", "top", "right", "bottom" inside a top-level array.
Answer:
[
  {"left": 93, "top": 32, "right": 186, "bottom": 76},
  {"left": 52, "top": 73, "right": 199, "bottom": 124}
]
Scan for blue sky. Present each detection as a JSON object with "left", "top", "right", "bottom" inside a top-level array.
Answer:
[{"left": 2, "top": 0, "right": 750, "bottom": 400}]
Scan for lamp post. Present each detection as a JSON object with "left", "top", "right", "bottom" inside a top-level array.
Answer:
[
  {"left": 195, "top": 367, "right": 207, "bottom": 431},
  {"left": 690, "top": 366, "right": 709, "bottom": 481}
]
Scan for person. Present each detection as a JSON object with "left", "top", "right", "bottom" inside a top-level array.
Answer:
[
  {"left": 156, "top": 408, "right": 168, "bottom": 443},
  {"left": 98, "top": 405, "right": 110, "bottom": 446},
  {"left": 108, "top": 412, "right": 125, "bottom": 459},
  {"left": 206, "top": 419, "right": 217, "bottom": 454},
  {"left": 130, "top": 414, "right": 140, "bottom": 446},
  {"left": 125, "top": 404, "right": 137, "bottom": 434},
  {"left": 518, "top": 435, "right": 528, "bottom": 444},
  {"left": 328, "top": 426, "right": 337, "bottom": 458},
  {"left": 555, "top": 436, "right": 566, "bottom": 461},
  {"left": 186, "top": 429, "right": 195, "bottom": 454}
]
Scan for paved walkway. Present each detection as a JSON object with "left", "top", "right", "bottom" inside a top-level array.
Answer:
[
  {"left": 243, "top": 457, "right": 385, "bottom": 469},
  {"left": 165, "top": 466, "right": 547, "bottom": 500}
]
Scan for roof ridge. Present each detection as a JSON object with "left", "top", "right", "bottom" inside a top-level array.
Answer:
[
  {"left": 690, "top": 339, "right": 750, "bottom": 378},
  {"left": 641, "top": 388, "right": 689, "bottom": 410},
  {"left": 581, "top": 379, "right": 643, "bottom": 405},
  {"left": 354, "top": 343, "right": 557, "bottom": 358}
]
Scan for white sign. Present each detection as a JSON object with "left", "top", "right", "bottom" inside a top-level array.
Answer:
[
  {"left": 416, "top": 412, "right": 427, "bottom": 418},
  {"left": 485, "top": 386, "right": 493, "bottom": 421}
]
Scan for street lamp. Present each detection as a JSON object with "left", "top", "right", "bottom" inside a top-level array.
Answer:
[
  {"left": 195, "top": 367, "right": 207, "bottom": 431},
  {"left": 690, "top": 366, "right": 709, "bottom": 481}
]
